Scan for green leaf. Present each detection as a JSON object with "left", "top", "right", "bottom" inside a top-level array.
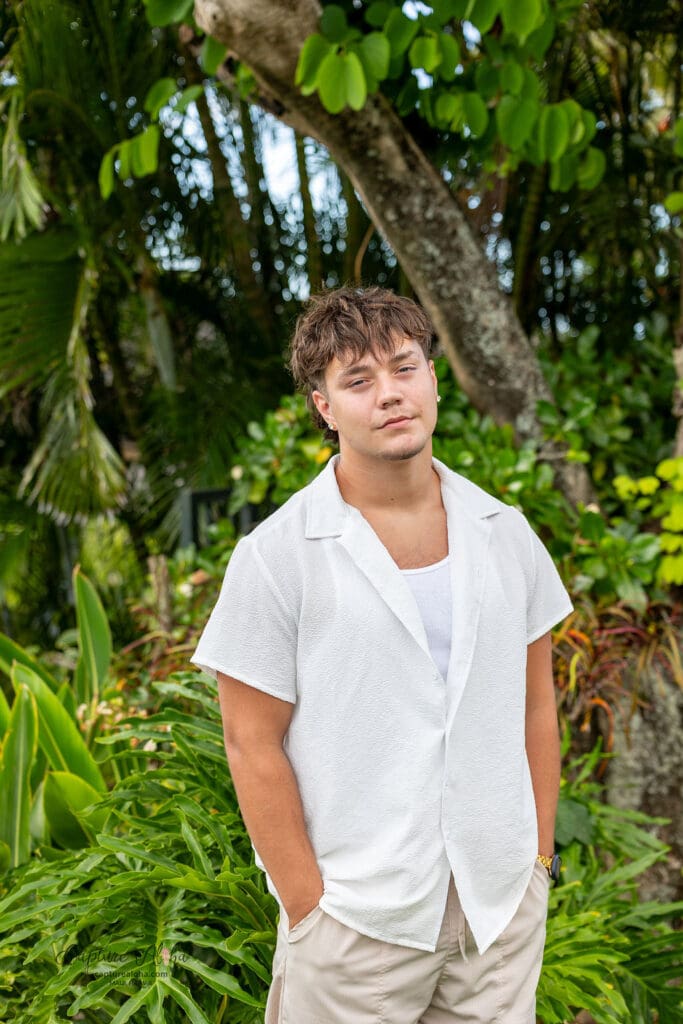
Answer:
[
  {"left": 579, "top": 509, "right": 606, "bottom": 541},
  {"left": 11, "top": 663, "right": 106, "bottom": 793},
  {"left": 474, "top": 60, "right": 499, "bottom": 99},
  {"left": 296, "top": 34, "right": 334, "bottom": 92},
  {"left": 320, "top": 4, "right": 348, "bottom": 43},
  {"left": 615, "top": 577, "right": 647, "bottom": 613},
  {"left": 343, "top": 52, "right": 368, "bottom": 110},
  {"left": 435, "top": 92, "right": 462, "bottom": 124},
  {"left": 0, "top": 632, "right": 58, "bottom": 690},
  {"left": 500, "top": 60, "right": 524, "bottom": 95},
  {"left": 98, "top": 147, "right": 116, "bottom": 200},
  {"left": 555, "top": 797, "right": 594, "bottom": 845},
  {"left": 664, "top": 191, "right": 683, "bottom": 215},
  {"left": 549, "top": 151, "right": 578, "bottom": 191},
  {"left": 537, "top": 104, "right": 570, "bottom": 161},
  {"left": 500, "top": 0, "right": 543, "bottom": 41},
  {"left": 0, "top": 688, "right": 9, "bottom": 740},
  {"left": 468, "top": 0, "right": 501, "bottom": 34},
  {"left": 436, "top": 32, "right": 460, "bottom": 80},
  {"left": 384, "top": 9, "right": 419, "bottom": 56},
  {"left": 200, "top": 36, "right": 228, "bottom": 76},
  {"left": 577, "top": 146, "right": 606, "bottom": 190},
  {"left": 158, "top": 976, "right": 213, "bottom": 1024},
  {"left": 43, "top": 771, "right": 106, "bottom": 848},
  {"left": 0, "top": 685, "right": 37, "bottom": 868},
  {"left": 131, "top": 125, "right": 160, "bottom": 177},
  {"left": 143, "top": 77, "right": 177, "bottom": 119},
  {"left": 117, "top": 139, "right": 132, "bottom": 180},
  {"left": 462, "top": 92, "right": 489, "bottom": 137},
  {"left": 73, "top": 566, "right": 111, "bottom": 707},
  {"left": 359, "top": 32, "right": 391, "bottom": 81},
  {"left": 409, "top": 35, "right": 442, "bottom": 73},
  {"left": 143, "top": 0, "right": 193, "bottom": 27},
  {"left": 174, "top": 85, "right": 204, "bottom": 114},
  {"left": 495, "top": 94, "right": 537, "bottom": 148},
  {"left": 525, "top": 8, "right": 556, "bottom": 58},
  {"left": 317, "top": 51, "right": 348, "bottom": 113},
  {"left": 365, "top": 1, "right": 392, "bottom": 27}
]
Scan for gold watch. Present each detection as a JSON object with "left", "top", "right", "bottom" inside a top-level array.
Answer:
[{"left": 537, "top": 853, "right": 561, "bottom": 883}]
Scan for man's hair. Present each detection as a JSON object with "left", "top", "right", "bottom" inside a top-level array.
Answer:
[{"left": 289, "top": 286, "right": 435, "bottom": 436}]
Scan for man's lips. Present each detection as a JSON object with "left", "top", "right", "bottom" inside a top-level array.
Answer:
[{"left": 379, "top": 416, "right": 413, "bottom": 429}]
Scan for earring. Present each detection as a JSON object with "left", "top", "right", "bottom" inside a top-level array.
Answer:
[
  {"left": 328, "top": 422, "right": 337, "bottom": 431},
  {"left": 436, "top": 395, "right": 441, "bottom": 404}
]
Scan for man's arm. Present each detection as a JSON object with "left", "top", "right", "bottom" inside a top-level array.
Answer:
[
  {"left": 525, "top": 632, "right": 561, "bottom": 856},
  {"left": 217, "top": 672, "right": 324, "bottom": 927}
]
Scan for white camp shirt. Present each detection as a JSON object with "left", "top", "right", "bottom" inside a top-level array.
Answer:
[{"left": 191, "top": 455, "right": 573, "bottom": 954}]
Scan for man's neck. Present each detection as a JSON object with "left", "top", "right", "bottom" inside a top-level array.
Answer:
[{"left": 334, "top": 445, "right": 440, "bottom": 513}]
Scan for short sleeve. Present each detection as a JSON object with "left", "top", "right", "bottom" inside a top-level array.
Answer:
[
  {"left": 190, "top": 538, "right": 297, "bottom": 703},
  {"left": 525, "top": 522, "right": 573, "bottom": 644}
]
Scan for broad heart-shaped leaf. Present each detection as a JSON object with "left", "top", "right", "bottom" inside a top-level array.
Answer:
[
  {"left": 200, "top": 36, "right": 228, "bottom": 76},
  {"left": 343, "top": 52, "right": 368, "bottom": 111},
  {"left": 359, "top": 32, "right": 390, "bottom": 81},
  {"left": 409, "top": 35, "right": 442, "bottom": 73},
  {"left": 143, "top": 77, "right": 177, "bottom": 119},
  {"left": 317, "top": 51, "right": 348, "bottom": 114},
  {"left": 537, "top": 103, "right": 570, "bottom": 162},
  {"left": 495, "top": 94, "right": 538, "bottom": 149},
  {"left": 468, "top": 0, "right": 501, "bottom": 34},
  {"left": 320, "top": 4, "right": 348, "bottom": 43},
  {"left": 296, "top": 34, "right": 333, "bottom": 91},
  {"left": 500, "top": 0, "right": 543, "bottom": 41},
  {"left": 73, "top": 565, "right": 111, "bottom": 707},
  {"left": 384, "top": 9, "right": 419, "bottom": 56},
  {"left": 43, "top": 771, "right": 107, "bottom": 849},
  {"left": 577, "top": 146, "right": 606, "bottom": 190},
  {"left": 11, "top": 663, "right": 106, "bottom": 793},
  {"left": 0, "top": 685, "right": 37, "bottom": 868},
  {"left": 0, "top": 632, "right": 59, "bottom": 691},
  {"left": 143, "top": 0, "right": 193, "bottom": 27},
  {"left": 462, "top": 92, "right": 489, "bottom": 137}
]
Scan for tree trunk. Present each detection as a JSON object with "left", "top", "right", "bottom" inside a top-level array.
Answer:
[
  {"left": 295, "top": 134, "right": 323, "bottom": 291},
  {"left": 194, "top": 0, "right": 591, "bottom": 504}
]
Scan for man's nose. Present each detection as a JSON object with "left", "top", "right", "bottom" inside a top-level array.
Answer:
[{"left": 376, "top": 374, "right": 402, "bottom": 406}]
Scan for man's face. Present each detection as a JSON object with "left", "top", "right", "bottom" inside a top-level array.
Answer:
[{"left": 311, "top": 337, "right": 439, "bottom": 464}]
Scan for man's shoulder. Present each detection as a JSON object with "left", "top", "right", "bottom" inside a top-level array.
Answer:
[{"left": 238, "top": 464, "right": 330, "bottom": 550}]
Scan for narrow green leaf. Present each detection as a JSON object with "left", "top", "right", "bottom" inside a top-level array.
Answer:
[
  {"left": 143, "top": 78, "right": 177, "bottom": 119},
  {"left": 177, "top": 954, "right": 263, "bottom": 1005},
  {"left": 11, "top": 663, "right": 106, "bottom": 792},
  {"left": 108, "top": 984, "right": 155, "bottom": 1024},
  {"left": 0, "top": 685, "right": 37, "bottom": 867},
  {"left": 158, "top": 976, "right": 213, "bottom": 1024},
  {"left": 0, "top": 687, "right": 10, "bottom": 739},
  {"left": 174, "top": 85, "right": 204, "bottom": 115},
  {"left": 43, "top": 771, "right": 103, "bottom": 849},
  {"left": 200, "top": 36, "right": 228, "bottom": 76},
  {"left": 98, "top": 147, "right": 116, "bottom": 200},
  {"left": 317, "top": 51, "right": 348, "bottom": 114},
  {"left": 73, "top": 566, "right": 111, "bottom": 707},
  {"left": 343, "top": 52, "right": 367, "bottom": 111}
]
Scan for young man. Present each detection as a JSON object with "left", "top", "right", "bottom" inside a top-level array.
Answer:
[{"left": 192, "top": 286, "right": 572, "bottom": 1024}]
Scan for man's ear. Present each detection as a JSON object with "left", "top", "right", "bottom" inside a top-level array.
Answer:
[{"left": 311, "top": 389, "right": 331, "bottom": 423}]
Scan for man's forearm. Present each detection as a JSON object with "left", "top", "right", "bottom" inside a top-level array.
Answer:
[
  {"left": 226, "top": 742, "right": 324, "bottom": 925},
  {"left": 525, "top": 707, "right": 561, "bottom": 855}
]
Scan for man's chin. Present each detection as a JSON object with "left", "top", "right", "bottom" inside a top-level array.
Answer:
[{"left": 378, "top": 440, "right": 428, "bottom": 462}]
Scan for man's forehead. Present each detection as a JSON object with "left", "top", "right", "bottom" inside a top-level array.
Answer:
[{"left": 329, "top": 338, "right": 421, "bottom": 373}]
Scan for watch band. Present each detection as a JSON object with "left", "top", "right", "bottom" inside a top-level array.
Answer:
[{"left": 537, "top": 852, "right": 562, "bottom": 883}]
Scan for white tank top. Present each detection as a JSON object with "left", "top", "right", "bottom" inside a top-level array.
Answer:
[{"left": 401, "top": 555, "right": 452, "bottom": 681}]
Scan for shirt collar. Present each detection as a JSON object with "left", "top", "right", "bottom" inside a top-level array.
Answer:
[{"left": 304, "top": 454, "right": 500, "bottom": 540}]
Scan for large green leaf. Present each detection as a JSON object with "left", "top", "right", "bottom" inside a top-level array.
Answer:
[
  {"left": 0, "top": 632, "right": 59, "bottom": 690},
  {"left": 0, "top": 684, "right": 37, "bottom": 868},
  {"left": 73, "top": 565, "right": 112, "bottom": 706},
  {"left": 0, "top": 687, "right": 10, "bottom": 739},
  {"left": 318, "top": 51, "right": 348, "bottom": 114},
  {"left": 43, "top": 771, "right": 107, "bottom": 849},
  {"left": 11, "top": 663, "right": 106, "bottom": 792},
  {"left": 537, "top": 104, "right": 570, "bottom": 162}
]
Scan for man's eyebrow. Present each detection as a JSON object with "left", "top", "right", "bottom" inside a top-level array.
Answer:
[{"left": 337, "top": 347, "right": 421, "bottom": 379}]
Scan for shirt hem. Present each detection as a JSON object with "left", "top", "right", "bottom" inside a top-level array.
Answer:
[
  {"left": 189, "top": 657, "right": 296, "bottom": 704},
  {"left": 526, "top": 601, "right": 573, "bottom": 645},
  {"left": 317, "top": 898, "right": 438, "bottom": 953}
]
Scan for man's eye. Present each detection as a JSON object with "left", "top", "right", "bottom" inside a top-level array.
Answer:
[
  {"left": 349, "top": 379, "right": 366, "bottom": 387},
  {"left": 398, "top": 365, "right": 416, "bottom": 373}
]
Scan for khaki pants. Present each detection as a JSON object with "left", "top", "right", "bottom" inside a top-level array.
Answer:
[{"left": 266, "top": 862, "right": 550, "bottom": 1024}]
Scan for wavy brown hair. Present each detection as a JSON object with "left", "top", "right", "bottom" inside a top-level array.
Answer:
[{"left": 289, "top": 286, "right": 435, "bottom": 437}]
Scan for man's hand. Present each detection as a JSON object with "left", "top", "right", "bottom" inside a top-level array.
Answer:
[{"left": 217, "top": 673, "right": 325, "bottom": 925}]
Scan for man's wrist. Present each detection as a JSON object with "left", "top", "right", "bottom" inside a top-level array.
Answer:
[{"left": 537, "top": 852, "right": 561, "bottom": 883}]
